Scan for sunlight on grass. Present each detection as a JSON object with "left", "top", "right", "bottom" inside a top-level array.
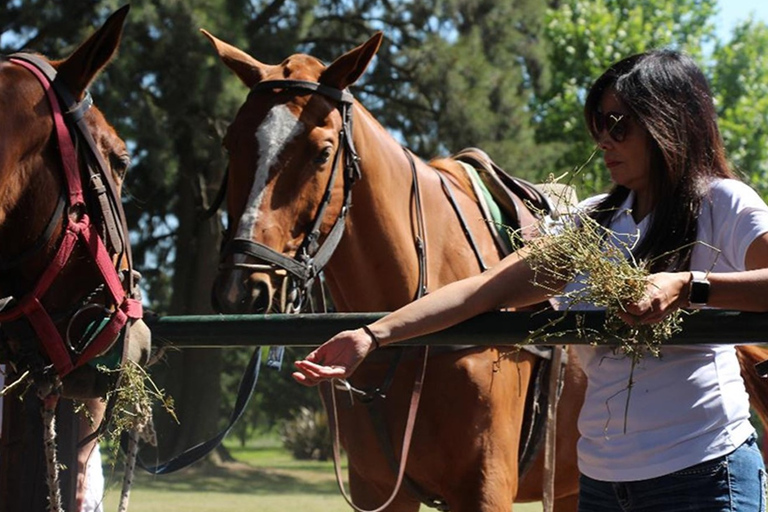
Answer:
[{"left": 101, "top": 436, "right": 543, "bottom": 511}]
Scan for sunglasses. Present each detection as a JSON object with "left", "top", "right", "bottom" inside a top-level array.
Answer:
[{"left": 593, "top": 111, "right": 631, "bottom": 143}]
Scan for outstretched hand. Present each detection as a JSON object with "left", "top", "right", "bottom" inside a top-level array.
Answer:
[
  {"left": 617, "top": 271, "right": 689, "bottom": 325},
  {"left": 292, "top": 328, "right": 375, "bottom": 386}
]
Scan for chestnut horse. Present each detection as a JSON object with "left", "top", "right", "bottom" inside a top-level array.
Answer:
[
  {"left": 204, "top": 32, "right": 768, "bottom": 512},
  {"left": 0, "top": 6, "right": 150, "bottom": 511},
  {"left": 205, "top": 31, "right": 584, "bottom": 511}
]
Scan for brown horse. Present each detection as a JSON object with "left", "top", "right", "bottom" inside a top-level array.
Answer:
[
  {"left": 205, "top": 30, "right": 584, "bottom": 511},
  {"left": 204, "top": 31, "right": 768, "bottom": 512},
  {"left": 0, "top": 6, "right": 150, "bottom": 511}
]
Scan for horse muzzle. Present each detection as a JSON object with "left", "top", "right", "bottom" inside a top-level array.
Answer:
[
  {"left": 212, "top": 268, "right": 275, "bottom": 314},
  {"left": 61, "top": 317, "right": 151, "bottom": 399}
]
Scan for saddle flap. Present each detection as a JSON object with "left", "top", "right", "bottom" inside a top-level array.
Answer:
[{"left": 453, "top": 148, "right": 545, "bottom": 242}]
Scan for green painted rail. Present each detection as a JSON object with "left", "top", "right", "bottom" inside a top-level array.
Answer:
[{"left": 144, "top": 310, "right": 768, "bottom": 349}]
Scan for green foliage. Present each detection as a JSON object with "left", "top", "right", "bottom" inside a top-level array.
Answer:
[
  {"left": 280, "top": 406, "right": 333, "bottom": 461},
  {"left": 710, "top": 19, "right": 768, "bottom": 197}
]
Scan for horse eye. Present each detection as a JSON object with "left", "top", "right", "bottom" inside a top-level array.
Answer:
[
  {"left": 313, "top": 147, "right": 333, "bottom": 165},
  {"left": 110, "top": 153, "right": 131, "bottom": 178}
]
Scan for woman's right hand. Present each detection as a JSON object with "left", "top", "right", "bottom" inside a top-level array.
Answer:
[{"left": 292, "top": 328, "right": 376, "bottom": 386}]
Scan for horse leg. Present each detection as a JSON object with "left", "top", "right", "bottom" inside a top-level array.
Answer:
[
  {"left": 424, "top": 347, "right": 536, "bottom": 512},
  {"left": 337, "top": 347, "right": 537, "bottom": 512},
  {"left": 324, "top": 381, "right": 421, "bottom": 512},
  {"left": 553, "top": 493, "right": 579, "bottom": 512}
]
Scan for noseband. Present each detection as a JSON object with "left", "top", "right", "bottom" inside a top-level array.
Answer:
[
  {"left": 220, "top": 79, "right": 362, "bottom": 311},
  {"left": 0, "top": 54, "right": 143, "bottom": 387}
]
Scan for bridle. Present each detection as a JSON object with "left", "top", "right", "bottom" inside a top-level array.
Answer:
[
  {"left": 0, "top": 54, "right": 143, "bottom": 391},
  {"left": 218, "top": 79, "right": 362, "bottom": 313}
]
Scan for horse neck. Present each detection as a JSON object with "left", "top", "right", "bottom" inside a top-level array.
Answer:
[
  {"left": 322, "top": 105, "right": 499, "bottom": 312},
  {"left": 319, "top": 106, "right": 418, "bottom": 311}
]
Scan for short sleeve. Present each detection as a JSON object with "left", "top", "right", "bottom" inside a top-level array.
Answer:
[{"left": 703, "top": 179, "right": 768, "bottom": 269}]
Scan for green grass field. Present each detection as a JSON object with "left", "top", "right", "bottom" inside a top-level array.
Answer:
[{"left": 100, "top": 438, "right": 544, "bottom": 511}]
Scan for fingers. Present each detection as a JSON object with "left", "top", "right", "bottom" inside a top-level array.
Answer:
[
  {"left": 292, "top": 359, "right": 349, "bottom": 387},
  {"left": 619, "top": 294, "right": 672, "bottom": 325}
]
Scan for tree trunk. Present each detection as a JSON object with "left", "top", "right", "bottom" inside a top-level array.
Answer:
[{"left": 150, "top": 137, "right": 225, "bottom": 463}]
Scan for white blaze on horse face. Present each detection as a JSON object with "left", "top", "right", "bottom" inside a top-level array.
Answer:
[
  {"left": 235, "top": 104, "right": 305, "bottom": 240},
  {"left": 222, "top": 104, "right": 304, "bottom": 308}
]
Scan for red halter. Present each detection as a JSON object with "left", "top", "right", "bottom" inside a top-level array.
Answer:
[{"left": 0, "top": 57, "right": 142, "bottom": 379}]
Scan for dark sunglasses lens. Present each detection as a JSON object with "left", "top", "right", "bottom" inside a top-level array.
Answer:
[
  {"left": 607, "top": 114, "right": 627, "bottom": 142},
  {"left": 594, "top": 112, "right": 628, "bottom": 142}
]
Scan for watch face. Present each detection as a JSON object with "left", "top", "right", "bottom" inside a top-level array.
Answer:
[{"left": 690, "top": 278, "right": 710, "bottom": 305}]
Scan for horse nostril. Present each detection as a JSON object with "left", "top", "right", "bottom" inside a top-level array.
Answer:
[{"left": 249, "top": 280, "right": 272, "bottom": 313}]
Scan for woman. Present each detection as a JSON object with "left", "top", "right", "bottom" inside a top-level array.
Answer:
[{"left": 293, "top": 50, "right": 768, "bottom": 511}]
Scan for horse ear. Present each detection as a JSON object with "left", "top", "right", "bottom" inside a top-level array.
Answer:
[
  {"left": 55, "top": 5, "right": 129, "bottom": 100},
  {"left": 320, "top": 32, "right": 383, "bottom": 90},
  {"left": 201, "top": 29, "right": 271, "bottom": 88}
]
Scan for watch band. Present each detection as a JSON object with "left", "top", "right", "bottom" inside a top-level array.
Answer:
[{"left": 689, "top": 270, "right": 710, "bottom": 308}]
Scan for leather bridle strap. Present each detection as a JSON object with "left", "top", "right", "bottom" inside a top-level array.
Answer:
[
  {"left": 10, "top": 53, "right": 133, "bottom": 282},
  {"left": 324, "top": 345, "right": 429, "bottom": 512},
  {"left": 402, "top": 148, "right": 429, "bottom": 300},
  {"left": 435, "top": 171, "right": 489, "bottom": 272},
  {"left": 0, "top": 56, "right": 142, "bottom": 378}
]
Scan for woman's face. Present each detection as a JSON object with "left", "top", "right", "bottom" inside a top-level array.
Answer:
[{"left": 595, "top": 89, "right": 652, "bottom": 198}]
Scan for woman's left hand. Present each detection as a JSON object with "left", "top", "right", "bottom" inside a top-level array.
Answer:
[
  {"left": 292, "top": 328, "right": 375, "bottom": 386},
  {"left": 617, "top": 272, "right": 689, "bottom": 324}
]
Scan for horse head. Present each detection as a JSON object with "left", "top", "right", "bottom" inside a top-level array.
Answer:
[
  {"left": 204, "top": 31, "right": 383, "bottom": 314},
  {"left": 0, "top": 5, "right": 150, "bottom": 398}
]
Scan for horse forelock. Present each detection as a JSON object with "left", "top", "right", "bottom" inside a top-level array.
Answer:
[{"left": 278, "top": 54, "right": 326, "bottom": 81}]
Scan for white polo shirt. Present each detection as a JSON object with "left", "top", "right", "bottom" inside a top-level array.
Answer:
[{"left": 557, "top": 178, "right": 768, "bottom": 481}]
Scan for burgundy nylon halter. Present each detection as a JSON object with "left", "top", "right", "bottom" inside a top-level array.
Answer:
[{"left": 0, "top": 57, "right": 142, "bottom": 378}]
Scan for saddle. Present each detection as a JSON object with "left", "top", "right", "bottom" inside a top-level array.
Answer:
[{"left": 453, "top": 147, "right": 554, "bottom": 247}]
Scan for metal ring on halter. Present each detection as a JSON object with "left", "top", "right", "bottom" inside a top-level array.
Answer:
[
  {"left": 279, "top": 276, "right": 304, "bottom": 313},
  {"left": 65, "top": 303, "right": 112, "bottom": 353}
]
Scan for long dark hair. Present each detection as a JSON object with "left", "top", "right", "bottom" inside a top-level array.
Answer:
[{"left": 584, "top": 50, "right": 734, "bottom": 272}]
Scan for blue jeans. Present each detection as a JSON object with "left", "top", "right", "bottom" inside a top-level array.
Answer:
[{"left": 578, "top": 435, "right": 766, "bottom": 511}]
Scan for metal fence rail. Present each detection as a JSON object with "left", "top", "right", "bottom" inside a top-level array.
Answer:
[{"left": 146, "top": 310, "right": 768, "bottom": 349}]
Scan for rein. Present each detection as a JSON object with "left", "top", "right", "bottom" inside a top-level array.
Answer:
[{"left": 0, "top": 54, "right": 143, "bottom": 385}]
